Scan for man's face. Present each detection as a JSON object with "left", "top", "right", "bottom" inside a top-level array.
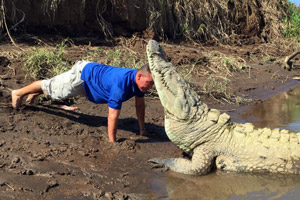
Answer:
[{"left": 137, "top": 73, "right": 154, "bottom": 93}]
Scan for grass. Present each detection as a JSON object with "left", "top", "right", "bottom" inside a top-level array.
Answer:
[
  {"left": 201, "top": 75, "right": 246, "bottom": 105},
  {"left": 171, "top": 48, "right": 249, "bottom": 104},
  {"left": 175, "top": 63, "right": 196, "bottom": 83},
  {"left": 202, "top": 75, "right": 231, "bottom": 99},
  {"left": 22, "top": 40, "right": 148, "bottom": 80},
  {"left": 203, "top": 51, "right": 248, "bottom": 76},
  {"left": 23, "top": 40, "right": 71, "bottom": 79},
  {"left": 284, "top": 2, "right": 300, "bottom": 39},
  {"left": 83, "top": 47, "right": 147, "bottom": 70},
  {"left": 191, "top": 50, "right": 250, "bottom": 104},
  {"left": 262, "top": 54, "right": 276, "bottom": 62}
]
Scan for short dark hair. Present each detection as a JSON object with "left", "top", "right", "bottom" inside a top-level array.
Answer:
[{"left": 138, "top": 64, "right": 151, "bottom": 75}]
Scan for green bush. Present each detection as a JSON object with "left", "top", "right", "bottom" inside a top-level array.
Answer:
[
  {"left": 23, "top": 41, "right": 70, "bottom": 79},
  {"left": 284, "top": 2, "right": 300, "bottom": 38}
]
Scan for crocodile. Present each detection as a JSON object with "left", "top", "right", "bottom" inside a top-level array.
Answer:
[{"left": 146, "top": 39, "right": 300, "bottom": 175}]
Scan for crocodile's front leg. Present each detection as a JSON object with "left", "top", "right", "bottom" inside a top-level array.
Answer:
[{"left": 149, "top": 146, "right": 215, "bottom": 175}]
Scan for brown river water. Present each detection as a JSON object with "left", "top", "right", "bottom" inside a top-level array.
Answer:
[{"left": 145, "top": 85, "right": 300, "bottom": 200}]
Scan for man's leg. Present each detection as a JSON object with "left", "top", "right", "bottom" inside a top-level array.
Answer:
[
  {"left": 26, "top": 93, "right": 41, "bottom": 104},
  {"left": 11, "top": 80, "right": 43, "bottom": 109},
  {"left": 12, "top": 61, "right": 89, "bottom": 109}
]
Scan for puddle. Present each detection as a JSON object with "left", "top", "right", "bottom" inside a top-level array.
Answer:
[
  {"left": 147, "top": 171, "right": 300, "bottom": 200},
  {"left": 146, "top": 171, "right": 300, "bottom": 200},
  {"left": 241, "top": 84, "right": 300, "bottom": 132},
  {"left": 145, "top": 85, "right": 300, "bottom": 200}
]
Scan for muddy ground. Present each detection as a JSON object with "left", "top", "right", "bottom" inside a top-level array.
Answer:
[{"left": 0, "top": 36, "right": 300, "bottom": 200}]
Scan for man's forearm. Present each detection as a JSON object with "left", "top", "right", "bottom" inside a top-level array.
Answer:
[
  {"left": 135, "top": 97, "right": 146, "bottom": 135},
  {"left": 107, "top": 117, "right": 118, "bottom": 142},
  {"left": 107, "top": 107, "right": 120, "bottom": 142},
  {"left": 136, "top": 101, "right": 145, "bottom": 129},
  {"left": 137, "top": 108, "right": 145, "bottom": 129}
]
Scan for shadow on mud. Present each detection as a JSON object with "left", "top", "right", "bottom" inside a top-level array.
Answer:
[{"left": 23, "top": 104, "right": 169, "bottom": 142}]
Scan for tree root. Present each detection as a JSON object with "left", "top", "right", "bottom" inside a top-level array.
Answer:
[{"left": 284, "top": 50, "right": 300, "bottom": 70}]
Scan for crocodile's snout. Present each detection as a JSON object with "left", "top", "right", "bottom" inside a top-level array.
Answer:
[
  {"left": 146, "top": 39, "right": 201, "bottom": 120},
  {"left": 147, "top": 40, "right": 165, "bottom": 62},
  {"left": 147, "top": 40, "right": 160, "bottom": 53}
]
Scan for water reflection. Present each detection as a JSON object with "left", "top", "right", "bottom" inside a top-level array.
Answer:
[
  {"left": 148, "top": 171, "right": 300, "bottom": 200},
  {"left": 241, "top": 85, "right": 300, "bottom": 132}
]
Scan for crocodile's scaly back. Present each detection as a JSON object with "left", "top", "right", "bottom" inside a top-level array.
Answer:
[{"left": 147, "top": 40, "right": 300, "bottom": 175}]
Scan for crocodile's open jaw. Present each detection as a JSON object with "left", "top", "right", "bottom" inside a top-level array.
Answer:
[{"left": 146, "top": 40, "right": 201, "bottom": 120}]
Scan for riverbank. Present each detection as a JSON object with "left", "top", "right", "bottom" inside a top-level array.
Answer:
[{"left": 0, "top": 37, "right": 300, "bottom": 199}]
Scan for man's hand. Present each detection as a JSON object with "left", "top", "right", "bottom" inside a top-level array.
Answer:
[{"left": 139, "top": 128, "right": 148, "bottom": 136}]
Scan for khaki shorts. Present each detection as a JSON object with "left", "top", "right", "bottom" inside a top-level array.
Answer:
[{"left": 41, "top": 60, "right": 90, "bottom": 100}]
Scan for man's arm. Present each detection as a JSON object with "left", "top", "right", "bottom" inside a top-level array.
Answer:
[
  {"left": 107, "top": 107, "right": 121, "bottom": 142},
  {"left": 135, "top": 96, "right": 146, "bottom": 135}
]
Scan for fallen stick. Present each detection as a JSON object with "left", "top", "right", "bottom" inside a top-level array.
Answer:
[{"left": 284, "top": 50, "right": 300, "bottom": 70}]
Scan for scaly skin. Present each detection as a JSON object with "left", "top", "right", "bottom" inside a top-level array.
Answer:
[{"left": 147, "top": 40, "right": 300, "bottom": 175}]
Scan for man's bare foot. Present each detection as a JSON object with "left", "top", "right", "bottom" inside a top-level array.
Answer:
[
  {"left": 25, "top": 93, "right": 40, "bottom": 104},
  {"left": 11, "top": 90, "right": 22, "bottom": 109}
]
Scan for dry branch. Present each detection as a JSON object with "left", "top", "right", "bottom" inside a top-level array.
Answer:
[
  {"left": 1, "top": 0, "right": 23, "bottom": 51},
  {"left": 284, "top": 50, "right": 300, "bottom": 70}
]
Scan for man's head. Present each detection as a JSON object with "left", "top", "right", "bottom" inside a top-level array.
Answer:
[{"left": 136, "top": 64, "right": 154, "bottom": 93}]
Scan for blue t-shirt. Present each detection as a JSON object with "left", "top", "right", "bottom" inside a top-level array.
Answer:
[{"left": 80, "top": 62, "right": 144, "bottom": 109}]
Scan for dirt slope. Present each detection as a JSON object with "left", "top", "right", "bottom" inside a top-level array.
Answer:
[{"left": 3, "top": 0, "right": 290, "bottom": 44}]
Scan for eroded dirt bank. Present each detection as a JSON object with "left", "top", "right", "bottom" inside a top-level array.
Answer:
[{"left": 0, "top": 37, "right": 300, "bottom": 199}]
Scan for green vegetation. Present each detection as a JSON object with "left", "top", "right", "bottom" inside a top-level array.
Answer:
[
  {"left": 202, "top": 75, "right": 246, "bottom": 105},
  {"left": 204, "top": 51, "right": 247, "bottom": 74},
  {"left": 83, "top": 47, "right": 147, "bottom": 70},
  {"left": 23, "top": 40, "right": 71, "bottom": 79},
  {"left": 202, "top": 76, "right": 230, "bottom": 99},
  {"left": 175, "top": 63, "right": 196, "bottom": 83},
  {"left": 284, "top": 2, "right": 300, "bottom": 38},
  {"left": 198, "top": 51, "right": 249, "bottom": 104},
  {"left": 262, "top": 54, "right": 275, "bottom": 62},
  {"left": 22, "top": 40, "right": 147, "bottom": 80}
]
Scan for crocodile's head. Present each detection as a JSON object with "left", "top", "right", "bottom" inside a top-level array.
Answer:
[
  {"left": 146, "top": 40, "right": 203, "bottom": 121},
  {"left": 146, "top": 40, "right": 230, "bottom": 153},
  {"left": 146, "top": 40, "right": 202, "bottom": 152}
]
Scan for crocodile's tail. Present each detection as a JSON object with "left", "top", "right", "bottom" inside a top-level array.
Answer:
[{"left": 217, "top": 122, "right": 300, "bottom": 174}]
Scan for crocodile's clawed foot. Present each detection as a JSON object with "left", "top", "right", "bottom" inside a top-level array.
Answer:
[{"left": 148, "top": 158, "right": 169, "bottom": 170}]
